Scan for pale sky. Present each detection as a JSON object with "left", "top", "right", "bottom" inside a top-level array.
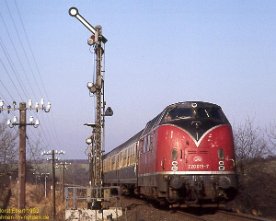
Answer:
[{"left": 0, "top": 0, "right": 275, "bottom": 159}]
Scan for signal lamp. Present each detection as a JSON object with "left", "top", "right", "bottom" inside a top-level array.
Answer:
[
  {"left": 69, "top": 7, "right": 78, "bottom": 17},
  {"left": 87, "top": 82, "right": 97, "bottom": 94},
  {"left": 86, "top": 137, "right": 93, "bottom": 145}
]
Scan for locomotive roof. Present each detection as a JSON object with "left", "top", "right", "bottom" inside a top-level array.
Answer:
[{"left": 167, "top": 101, "right": 221, "bottom": 109}]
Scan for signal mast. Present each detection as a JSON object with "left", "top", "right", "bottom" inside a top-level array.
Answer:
[{"left": 69, "top": 7, "right": 112, "bottom": 209}]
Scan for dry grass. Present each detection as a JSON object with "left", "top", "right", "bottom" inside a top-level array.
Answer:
[{"left": 7, "top": 182, "right": 65, "bottom": 221}]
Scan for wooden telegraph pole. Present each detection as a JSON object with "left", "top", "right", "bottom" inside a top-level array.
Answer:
[
  {"left": 18, "top": 102, "right": 27, "bottom": 209},
  {"left": 42, "top": 150, "right": 64, "bottom": 221},
  {"left": 56, "top": 161, "right": 71, "bottom": 200},
  {"left": 2, "top": 99, "right": 51, "bottom": 210}
]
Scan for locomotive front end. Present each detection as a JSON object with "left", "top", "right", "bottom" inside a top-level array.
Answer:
[{"left": 156, "top": 102, "right": 238, "bottom": 204}]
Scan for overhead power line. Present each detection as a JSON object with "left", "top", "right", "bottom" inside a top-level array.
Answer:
[
  {"left": 3, "top": 0, "right": 44, "bottom": 99},
  {"left": 14, "top": 0, "right": 50, "bottom": 100},
  {"left": 0, "top": 37, "right": 29, "bottom": 100},
  {"left": 0, "top": 12, "right": 38, "bottom": 100}
]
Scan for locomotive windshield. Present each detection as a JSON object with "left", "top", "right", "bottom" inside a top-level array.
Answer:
[
  {"left": 162, "top": 106, "right": 228, "bottom": 124},
  {"left": 160, "top": 104, "right": 229, "bottom": 140}
]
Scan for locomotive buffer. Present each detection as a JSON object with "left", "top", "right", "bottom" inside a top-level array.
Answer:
[{"left": 67, "top": 7, "right": 121, "bottom": 221}]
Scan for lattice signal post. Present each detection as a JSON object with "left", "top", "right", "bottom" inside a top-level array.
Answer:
[
  {"left": 0, "top": 99, "right": 51, "bottom": 210},
  {"left": 69, "top": 7, "right": 113, "bottom": 209}
]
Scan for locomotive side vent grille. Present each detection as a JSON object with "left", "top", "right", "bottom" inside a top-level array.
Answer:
[
  {"left": 187, "top": 150, "right": 197, "bottom": 154},
  {"left": 199, "top": 150, "right": 208, "bottom": 154},
  {"left": 187, "top": 150, "right": 209, "bottom": 155}
]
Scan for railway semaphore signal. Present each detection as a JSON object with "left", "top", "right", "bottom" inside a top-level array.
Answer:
[{"left": 69, "top": 7, "right": 113, "bottom": 212}]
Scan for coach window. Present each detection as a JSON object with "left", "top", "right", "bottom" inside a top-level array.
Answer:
[
  {"left": 143, "top": 136, "right": 148, "bottom": 153},
  {"left": 107, "top": 159, "right": 110, "bottom": 172},
  {"left": 105, "top": 160, "right": 108, "bottom": 172},
  {"left": 112, "top": 156, "right": 115, "bottom": 170},
  {"left": 128, "top": 147, "right": 132, "bottom": 166},
  {"left": 103, "top": 160, "right": 106, "bottom": 172},
  {"left": 116, "top": 155, "right": 119, "bottom": 170},
  {"left": 148, "top": 135, "right": 153, "bottom": 151},
  {"left": 130, "top": 147, "right": 134, "bottom": 165},
  {"left": 119, "top": 152, "right": 123, "bottom": 168},
  {"left": 139, "top": 139, "right": 144, "bottom": 153},
  {"left": 124, "top": 149, "right": 127, "bottom": 167},
  {"left": 132, "top": 147, "right": 136, "bottom": 164},
  {"left": 126, "top": 148, "right": 129, "bottom": 166},
  {"left": 128, "top": 148, "right": 131, "bottom": 165}
]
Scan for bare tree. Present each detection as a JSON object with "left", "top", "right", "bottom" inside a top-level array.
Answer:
[
  {"left": 0, "top": 119, "right": 18, "bottom": 174},
  {"left": 26, "top": 138, "right": 45, "bottom": 181},
  {"left": 233, "top": 117, "right": 269, "bottom": 173},
  {"left": 27, "top": 138, "right": 43, "bottom": 163},
  {"left": 267, "top": 122, "right": 276, "bottom": 155},
  {"left": 233, "top": 119, "right": 276, "bottom": 216}
]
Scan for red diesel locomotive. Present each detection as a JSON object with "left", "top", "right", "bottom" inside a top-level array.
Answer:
[{"left": 103, "top": 101, "right": 237, "bottom": 205}]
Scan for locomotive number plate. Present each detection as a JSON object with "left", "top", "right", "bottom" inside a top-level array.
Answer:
[{"left": 188, "top": 164, "right": 210, "bottom": 170}]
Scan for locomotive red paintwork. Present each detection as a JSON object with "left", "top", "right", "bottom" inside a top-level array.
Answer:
[{"left": 103, "top": 101, "right": 238, "bottom": 206}]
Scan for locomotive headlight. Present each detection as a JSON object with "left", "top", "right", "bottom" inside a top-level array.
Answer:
[{"left": 87, "top": 35, "right": 95, "bottom": 46}]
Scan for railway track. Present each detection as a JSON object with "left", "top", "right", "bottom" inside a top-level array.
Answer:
[
  {"left": 112, "top": 196, "right": 274, "bottom": 221},
  {"left": 177, "top": 209, "right": 274, "bottom": 221}
]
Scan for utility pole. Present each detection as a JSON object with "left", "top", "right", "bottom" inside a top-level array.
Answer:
[
  {"left": 56, "top": 161, "right": 71, "bottom": 200},
  {"left": 41, "top": 172, "right": 50, "bottom": 198},
  {"left": 42, "top": 150, "right": 64, "bottom": 221},
  {"left": 32, "top": 171, "right": 41, "bottom": 186},
  {"left": 18, "top": 103, "right": 26, "bottom": 209},
  {"left": 69, "top": 7, "right": 113, "bottom": 209},
  {"left": 52, "top": 150, "right": 56, "bottom": 219},
  {"left": 0, "top": 99, "right": 51, "bottom": 210}
]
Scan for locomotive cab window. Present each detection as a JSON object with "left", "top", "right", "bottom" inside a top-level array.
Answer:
[
  {"left": 196, "top": 107, "right": 227, "bottom": 122},
  {"left": 162, "top": 107, "right": 193, "bottom": 123},
  {"left": 161, "top": 106, "right": 228, "bottom": 124}
]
